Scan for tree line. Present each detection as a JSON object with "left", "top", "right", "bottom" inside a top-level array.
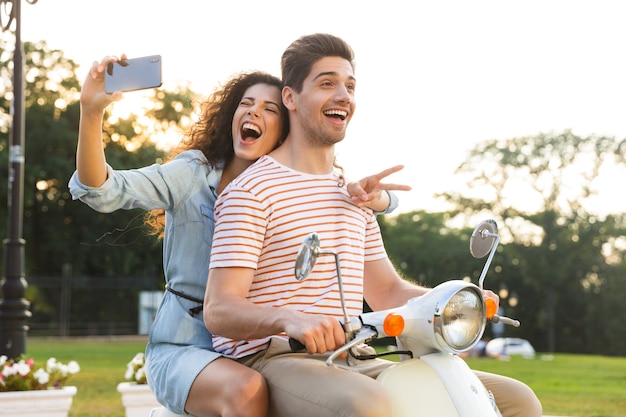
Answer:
[{"left": 1, "top": 38, "right": 624, "bottom": 355}]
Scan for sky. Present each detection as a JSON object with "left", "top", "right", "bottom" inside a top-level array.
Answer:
[{"left": 15, "top": 0, "right": 626, "bottom": 214}]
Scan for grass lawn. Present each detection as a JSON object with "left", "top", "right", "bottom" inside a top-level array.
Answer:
[
  {"left": 24, "top": 337, "right": 626, "bottom": 417},
  {"left": 465, "top": 353, "right": 626, "bottom": 417},
  {"left": 28, "top": 336, "right": 149, "bottom": 417}
]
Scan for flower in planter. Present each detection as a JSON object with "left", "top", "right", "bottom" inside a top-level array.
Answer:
[
  {"left": 0, "top": 355, "right": 80, "bottom": 392},
  {"left": 124, "top": 352, "right": 147, "bottom": 384}
]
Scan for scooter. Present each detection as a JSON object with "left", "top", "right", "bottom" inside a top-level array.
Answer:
[{"left": 150, "top": 219, "right": 518, "bottom": 417}]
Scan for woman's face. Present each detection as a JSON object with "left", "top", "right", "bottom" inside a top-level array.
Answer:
[{"left": 231, "top": 83, "right": 284, "bottom": 162}]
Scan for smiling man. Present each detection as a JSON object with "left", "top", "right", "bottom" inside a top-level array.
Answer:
[{"left": 203, "top": 33, "right": 541, "bottom": 417}]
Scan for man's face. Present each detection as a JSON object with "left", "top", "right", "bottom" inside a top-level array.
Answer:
[{"left": 288, "top": 56, "right": 356, "bottom": 147}]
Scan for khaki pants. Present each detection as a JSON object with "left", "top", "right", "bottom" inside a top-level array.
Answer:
[
  {"left": 475, "top": 370, "right": 543, "bottom": 417},
  {"left": 238, "top": 338, "right": 541, "bottom": 417}
]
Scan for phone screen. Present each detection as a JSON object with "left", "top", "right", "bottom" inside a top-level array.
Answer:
[{"left": 105, "top": 55, "right": 162, "bottom": 93}]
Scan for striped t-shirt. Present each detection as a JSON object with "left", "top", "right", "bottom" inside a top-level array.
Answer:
[{"left": 209, "top": 155, "right": 388, "bottom": 358}]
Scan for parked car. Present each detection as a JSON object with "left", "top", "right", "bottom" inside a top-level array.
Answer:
[{"left": 485, "top": 337, "right": 536, "bottom": 359}]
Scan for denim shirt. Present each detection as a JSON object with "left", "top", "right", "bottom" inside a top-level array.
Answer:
[{"left": 69, "top": 149, "right": 219, "bottom": 303}]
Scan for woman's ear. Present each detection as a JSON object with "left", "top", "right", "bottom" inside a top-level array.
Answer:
[{"left": 282, "top": 86, "right": 296, "bottom": 110}]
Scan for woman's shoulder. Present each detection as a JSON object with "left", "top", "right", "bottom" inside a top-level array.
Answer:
[
  {"left": 163, "top": 149, "right": 215, "bottom": 176},
  {"left": 165, "top": 149, "right": 222, "bottom": 193},
  {"left": 172, "top": 149, "right": 209, "bottom": 163}
]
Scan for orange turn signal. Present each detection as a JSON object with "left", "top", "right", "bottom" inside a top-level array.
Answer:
[
  {"left": 383, "top": 313, "right": 405, "bottom": 336},
  {"left": 485, "top": 298, "right": 497, "bottom": 319}
]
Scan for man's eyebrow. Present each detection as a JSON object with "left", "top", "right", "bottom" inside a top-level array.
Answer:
[{"left": 312, "top": 71, "right": 356, "bottom": 83}]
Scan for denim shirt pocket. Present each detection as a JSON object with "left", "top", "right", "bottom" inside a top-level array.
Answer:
[{"left": 200, "top": 203, "right": 216, "bottom": 247}]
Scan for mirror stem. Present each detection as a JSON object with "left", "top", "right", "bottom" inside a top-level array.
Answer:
[
  {"left": 478, "top": 232, "right": 500, "bottom": 290},
  {"left": 330, "top": 252, "right": 356, "bottom": 334}
]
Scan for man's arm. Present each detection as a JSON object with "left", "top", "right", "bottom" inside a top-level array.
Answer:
[
  {"left": 362, "top": 258, "right": 429, "bottom": 312},
  {"left": 363, "top": 258, "right": 500, "bottom": 312},
  {"left": 204, "top": 267, "right": 346, "bottom": 354}
]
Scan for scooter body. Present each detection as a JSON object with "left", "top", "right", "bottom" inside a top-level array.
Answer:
[
  {"left": 318, "top": 279, "right": 501, "bottom": 417},
  {"left": 376, "top": 353, "right": 500, "bottom": 417}
]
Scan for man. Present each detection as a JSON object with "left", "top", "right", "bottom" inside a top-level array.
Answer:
[{"left": 204, "top": 33, "right": 542, "bottom": 417}]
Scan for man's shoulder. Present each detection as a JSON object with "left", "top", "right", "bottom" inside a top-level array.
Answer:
[
  {"left": 239, "top": 155, "right": 275, "bottom": 175},
  {"left": 234, "top": 156, "right": 297, "bottom": 187}
]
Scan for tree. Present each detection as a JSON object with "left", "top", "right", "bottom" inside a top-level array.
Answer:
[
  {"left": 1, "top": 35, "right": 198, "bottom": 335},
  {"left": 438, "top": 130, "right": 626, "bottom": 353},
  {"left": 380, "top": 211, "right": 482, "bottom": 287}
]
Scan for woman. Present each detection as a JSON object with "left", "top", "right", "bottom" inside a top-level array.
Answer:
[{"left": 69, "top": 55, "right": 403, "bottom": 417}]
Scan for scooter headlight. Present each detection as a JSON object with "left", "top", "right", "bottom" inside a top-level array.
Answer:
[{"left": 435, "top": 287, "right": 485, "bottom": 353}]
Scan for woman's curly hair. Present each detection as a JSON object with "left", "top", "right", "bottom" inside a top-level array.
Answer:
[{"left": 144, "top": 71, "right": 288, "bottom": 239}]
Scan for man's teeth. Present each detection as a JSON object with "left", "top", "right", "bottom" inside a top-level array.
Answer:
[{"left": 324, "top": 110, "right": 347, "bottom": 120}]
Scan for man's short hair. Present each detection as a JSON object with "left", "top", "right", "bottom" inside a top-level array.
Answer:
[{"left": 281, "top": 33, "right": 355, "bottom": 93}]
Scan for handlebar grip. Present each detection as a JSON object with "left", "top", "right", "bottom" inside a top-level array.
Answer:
[
  {"left": 492, "top": 314, "right": 521, "bottom": 327},
  {"left": 289, "top": 337, "right": 306, "bottom": 352}
]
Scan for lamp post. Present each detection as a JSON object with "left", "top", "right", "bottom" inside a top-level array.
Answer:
[{"left": 0, "top": 0, "right": 38, "bottom": 359}]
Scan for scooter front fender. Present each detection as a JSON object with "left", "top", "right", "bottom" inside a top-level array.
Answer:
[{"left": 376, "top": 353, "right": 500, "bottom": 417}]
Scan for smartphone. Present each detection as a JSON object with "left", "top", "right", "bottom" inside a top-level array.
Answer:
[{"left": 105, "top": 55, "right": 162, "bottom": 93}]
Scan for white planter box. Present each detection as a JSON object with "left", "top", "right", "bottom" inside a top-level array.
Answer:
[
  {"left": 117, "top": 382, "right": 161, "bottom": 417},
  {"left": 0, "top": 386, "right": 77, "bottom": 417}
]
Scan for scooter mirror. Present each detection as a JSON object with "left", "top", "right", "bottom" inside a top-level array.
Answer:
[
  {"left": 294, "top": 232, "right": 321, "bottom": 281},
  {"left": 469, "top": 219, "right": 499, "bottom": 259}
]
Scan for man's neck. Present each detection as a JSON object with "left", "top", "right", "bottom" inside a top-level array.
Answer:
[{"left": 271, "top": 137, "right": 335, "bottom": 175}]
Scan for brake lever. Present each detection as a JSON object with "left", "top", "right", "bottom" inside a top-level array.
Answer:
[{"left": 325, "top": 327, "right": 378, "bottom": 366}]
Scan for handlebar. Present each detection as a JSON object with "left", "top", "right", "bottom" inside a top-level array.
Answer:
[
  {"left": 492, "top": 314, "right": 520, "bottom": 327},
  {"left": 289, "top": 324, "right": 378, "bottom": 365},
  {"left": 289, "top": 337, "right": 306, "bottom": 352},
  {"left": 289, "top": 317, "right": 362, "bottom": 353}
]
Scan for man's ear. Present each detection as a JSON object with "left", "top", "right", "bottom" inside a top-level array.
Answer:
[{"left": 282, "top": 86, "right": 297, "bottom": 110}]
